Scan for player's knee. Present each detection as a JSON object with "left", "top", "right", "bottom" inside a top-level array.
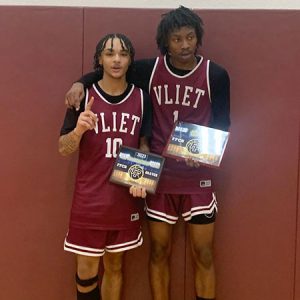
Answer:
[
  {"left": 104, "top": 253, "right": 124, "bottom": 275},
  {"left": 193, "top": 246, "right": 214, "bottom": 270},
  {"left": 105, "top": 259, "right": 123, "bottom": 274},
  {"left": 150, "top": 241, "right": 170, "bottom": 263},
  {"left": 77, "top": 259, "right": 98, "bottom": 280}
]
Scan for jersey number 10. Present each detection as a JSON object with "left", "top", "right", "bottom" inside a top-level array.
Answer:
[{"left": 105, "top": 138, "right": 122, "bottom": 158}]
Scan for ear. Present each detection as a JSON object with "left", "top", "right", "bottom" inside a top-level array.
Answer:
[
  {"left": 98, "top": 55, "right": 103, "bottom": 65},
  {"left": 164, "top": 44, "right": 169, "bottom": 55}
]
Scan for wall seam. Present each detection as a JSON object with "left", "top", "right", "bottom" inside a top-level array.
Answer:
[
  {"left": 81, "top": 6, "right": 85, "bottom": 75},
  {"left": 184, "top": 224, "right": 187, "bottom": 300},
  {"left": 293, "top": 123, "right": 300, "bottom": 300}
]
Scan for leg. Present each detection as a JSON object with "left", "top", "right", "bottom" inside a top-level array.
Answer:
[
  {"left": 188, "top": 222, "right": 215, "bottom": 299},
  {"left": 148, "top": 220, "right": 173, "bottom": 300},
  {"left": 101, "top": 251, "right": 124, "bottom": 300},
  {"left": 76, "top": 254, "right": 101, "bottom": 299}
]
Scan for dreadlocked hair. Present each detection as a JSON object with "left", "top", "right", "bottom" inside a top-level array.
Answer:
[
  {"left": 156, "top": 6, "right": 204, "bottom": 55},
  {"left": 93, "top": 33, "right": 135, "bottom": 75}
]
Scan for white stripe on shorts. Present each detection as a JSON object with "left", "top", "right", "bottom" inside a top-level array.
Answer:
[
  {"left": 106, "top": 231, "right": 143, "bottom": 253},
  {"left": 182, "top": 194, "right": 217, "bottom": 221},
  {"left": 64, "top": 239, "right": 105, "bottom": 257},
  {"left": 145, "top": 205, "right": 178, "bottom": 224}
]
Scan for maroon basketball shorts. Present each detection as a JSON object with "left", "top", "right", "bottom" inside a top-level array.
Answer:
[
  {"left": 64, "top": 226, "right": 143, "bottom": 256},
  {"left": 145, "top": 192, "right": 217, "bottom": 224}
]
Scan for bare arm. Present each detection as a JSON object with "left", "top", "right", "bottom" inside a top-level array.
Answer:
[
  {"left": 139, "top": 136, "right": 150, "bottom": 153},
  {"left": 58, "top": 129, "right": 82, "bottom": 156},
  {"left": 59, "top": 97, "right": 98, "bottom": 156}
]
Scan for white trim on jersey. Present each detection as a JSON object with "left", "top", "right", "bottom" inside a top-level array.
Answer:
[
  {"left": 163, "top": 55, "right": 204, "bottom": 78},
  {"left": 84, "top": 88, "right": 89, "bottom": 107},
  {"left": 139, "top": 88, "right": 144, "bottom": 122},
  {"left": 148, "top": 56, "right": 160, "bottom": 94},
  {"left": 206, "top": 60, "right": 212, "bottom": 103},
  {"left": 92, "top": 83, "right": 135, "bottom": 105}
]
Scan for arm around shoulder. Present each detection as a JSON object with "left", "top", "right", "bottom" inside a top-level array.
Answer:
[
  {"left": 209, "top": 62, "right": 231, "bottom": 131},
  {"left": 65, "top": 71, "right": 101, "bottom": 110},
  {"left": 139, "top": 90, "right": 152, "bottom": 140}
]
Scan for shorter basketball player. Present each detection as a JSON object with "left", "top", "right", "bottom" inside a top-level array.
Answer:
[{"left": 58, "top": 33, "right": 152, "bottom": 300}]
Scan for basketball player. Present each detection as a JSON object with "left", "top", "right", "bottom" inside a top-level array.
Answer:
[
  {"left": 59, "top": 33, "right": 152, "bottom": 300},
  {"left": 65, "top": 6, "right": 230, "bottom": 300}
]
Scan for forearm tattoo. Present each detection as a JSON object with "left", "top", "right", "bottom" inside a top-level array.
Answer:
[{"left": 59, "top": 130, "right": 81, "bottom": 156}]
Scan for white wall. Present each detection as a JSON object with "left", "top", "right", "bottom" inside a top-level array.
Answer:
[{"left": 0, "top": 0, "right": 299, "bottom": 9}]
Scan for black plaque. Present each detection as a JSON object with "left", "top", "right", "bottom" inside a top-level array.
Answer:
[
  {"left": 110, "top": 146, "right": 165, "bottom": 194},
  {"left": 163, "top": 121, "right": 230, "bottom": 167}
]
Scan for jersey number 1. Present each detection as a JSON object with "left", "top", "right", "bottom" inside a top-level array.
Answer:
[
  {"left": 105, "top": 138, "right": 122, "bottom": 158},
  {"left": 173, "top": 110, "right": 179, "bottom": 122}
]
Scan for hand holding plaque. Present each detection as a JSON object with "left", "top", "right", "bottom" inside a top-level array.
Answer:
[
  {"left": 110, "top": 146, "right": 165, "bottom": 194},
  {"left": 163, "top": 121, "right": 230, "bottom": 167}
]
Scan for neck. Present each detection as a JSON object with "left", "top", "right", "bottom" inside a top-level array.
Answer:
[
  {"left": 169, "top": 55, "right": 197, "bottom": 71},
  {"left": 98, "top": 76, "right": 128, "bottom": 96}
]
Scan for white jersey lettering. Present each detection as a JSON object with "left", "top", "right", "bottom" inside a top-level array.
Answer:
[
  {"left": 193, "top": 88, "right": 205, "bottom": 108},
  {"left": 182, "top": 86, "right": 193, "bottom": 106},
  {"left": 100, "top": 112, "right": 110, "bottom": 132},
  {"left": 99, "top": 112, "right": 140, "bottom": 135},
  {"left": 119, "top": 113, "right": 129, "bottom": 133},
  {"left": 153, "top": 86, "right": 162, "bottom": 105},
  {"left": 152, "top": 84, "right": 205, "bottom": 108}
]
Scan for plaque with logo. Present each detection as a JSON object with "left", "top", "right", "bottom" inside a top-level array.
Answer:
[
  {"left": 163, "top": 121, "right": 230, "bottom": 167},
  {"left": 110, "top": 146, "right": 165, "bottom": 194}
]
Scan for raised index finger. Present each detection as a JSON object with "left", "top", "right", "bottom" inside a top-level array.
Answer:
[{"left": 85, "top": 96, "right": 94, "bottom": 111}]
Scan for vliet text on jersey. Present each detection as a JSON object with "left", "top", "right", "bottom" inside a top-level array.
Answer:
[
  {"left": 152, "top": 84, "right": 205, "bottom": 108},
  {"left": 97, "top": 112, "right": 141, "bottom": 135}
]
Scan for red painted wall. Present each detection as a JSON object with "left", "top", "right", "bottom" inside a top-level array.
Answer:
[{"left": 0, "top": 6, "right": 299, "bottom": 300}]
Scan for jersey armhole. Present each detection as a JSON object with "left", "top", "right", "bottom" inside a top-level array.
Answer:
[
  {"left": 206, "top": 60, "right": 211, "bottom": 103},
  {"left": 85, "top": 88, "right": 90, "bottom": 108},
  {"left": 140, "top": 88, "right": 144, "bottom": 122},
  {"left": 148, "top": 57, "right": 160, "bottom": 94}
]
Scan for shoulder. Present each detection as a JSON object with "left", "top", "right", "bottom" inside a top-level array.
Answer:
[
  {"left": 133, "top": 87, "right": 151, "bottom": 103},
  {"left": 129, "top": 58, "right": 158, "bottom": 90},
  {"left": 135, "top": 88, "right": 152, "bottom": 114},
  {"left": 141, "top": 90, "right": 152, "bottom": 105},
  {"left": 209, "top": 60, "right": 230, "bottom": 83},
  {"left": 133, "top": 58, "right": 157, "bottom": 70}
]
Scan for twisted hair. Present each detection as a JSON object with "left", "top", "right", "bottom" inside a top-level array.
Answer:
[
  {"left": 156, "top": 6, "right": 204, "bottom": 55},
  {"left": 93, "top": 33, "right": 135, "bottom": 74}
]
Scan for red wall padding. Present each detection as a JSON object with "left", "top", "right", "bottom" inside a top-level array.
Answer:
[{"left": 0, "top": 6, "right": 299, "bottom": 300}]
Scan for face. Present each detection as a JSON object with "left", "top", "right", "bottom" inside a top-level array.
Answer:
[
  {"left": 99, "top": 38, "right": 131, "bottom": 79},
  {"left": 167, "top": 26, "right": 198, "bottom": 69}
]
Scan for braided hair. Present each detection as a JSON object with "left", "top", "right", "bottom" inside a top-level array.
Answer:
[
  {"left": 93, "top": 33, "right": 135, "bottom": 75},
  {"left": 156, "top": 6, "right": 204, "bottom": 55}
]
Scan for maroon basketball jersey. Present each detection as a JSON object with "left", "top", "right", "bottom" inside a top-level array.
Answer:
[
  {"left": 70, "top": 84, "right": 144, "bottom": 230},
  {"left": 149, "top": 55, "right": 213, "bottom": 193}
]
